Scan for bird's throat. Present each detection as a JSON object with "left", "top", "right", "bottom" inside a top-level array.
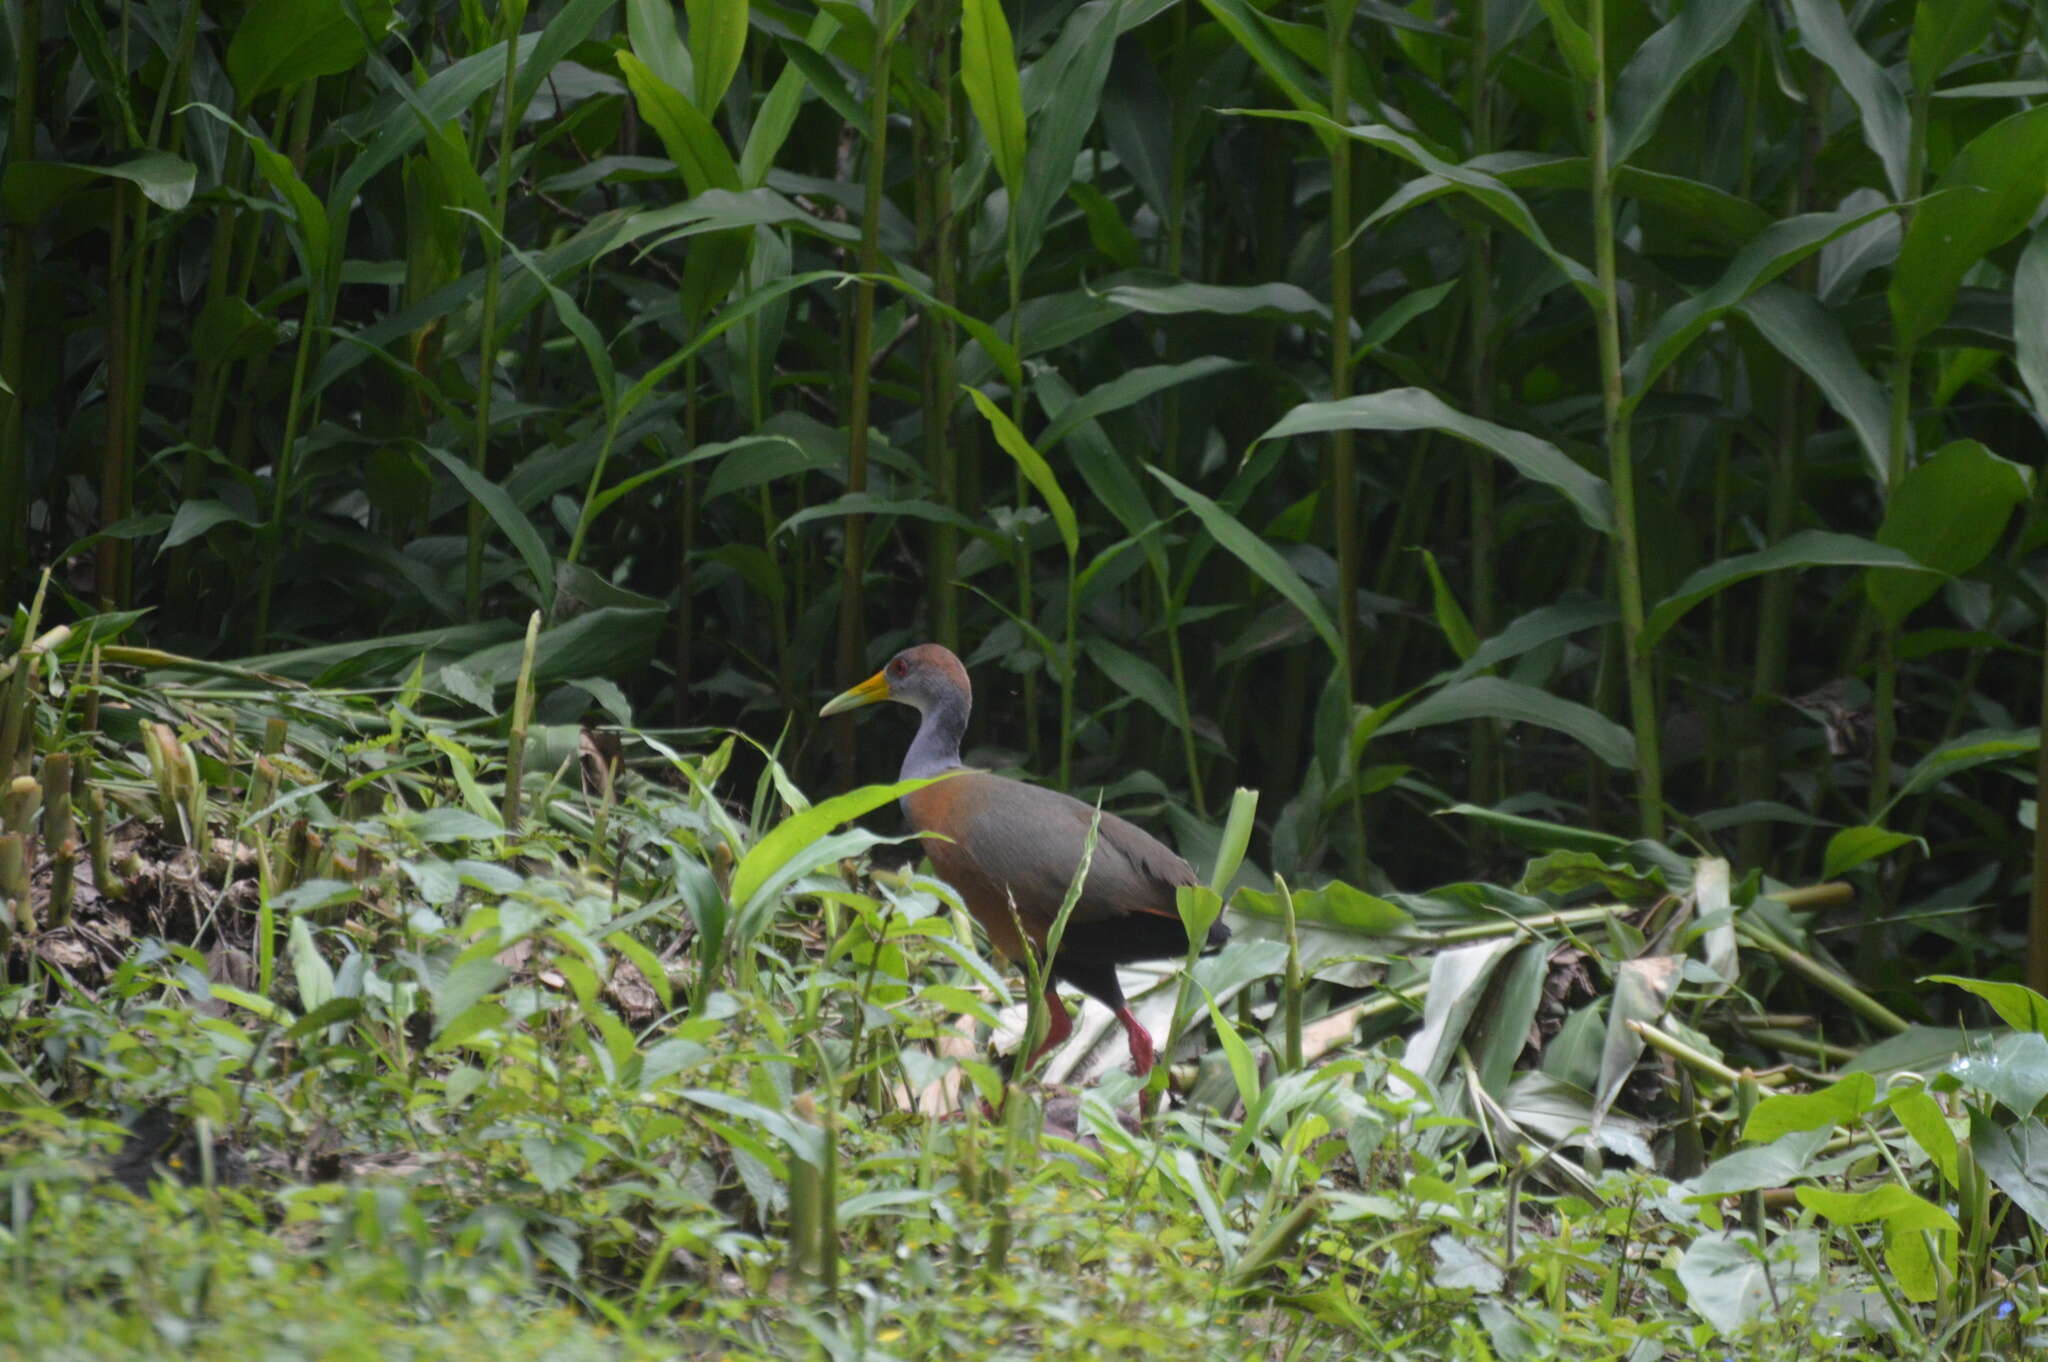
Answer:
[{"left": 899, "top": 692, "right": 968, "bottom": 780}]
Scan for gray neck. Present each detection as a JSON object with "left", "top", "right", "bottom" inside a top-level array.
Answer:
[{"left": 900, "top": 691, "right": 968, "bottom": 779}]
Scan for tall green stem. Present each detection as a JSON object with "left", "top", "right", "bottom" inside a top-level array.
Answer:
[
  {"left": 466, "top": 4, "right": 526, "bottom": 622},
  {"left": 1588, "top": 0, "right": 1662, "bottom": 840},
  {"left": 835, "top": 6, "right": 894, "bottom": 786}
]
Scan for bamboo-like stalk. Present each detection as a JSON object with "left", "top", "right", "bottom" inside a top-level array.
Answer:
[
  {"left": 1464, "top": 0, "right": 1500, "bottom": 813},
  {"left": 0, "top": 0, "right": 40, "bottom": 596},
  {"left": 43, "top": 754, "right": 75, "bottom": 928},
  {"left": 1587, "top": 0, "right": 1662, "bottom": 841},
  {"left": 463, "top": 3, "right": 529, "bottom": 622},
  {"left": 834, "top": 4, "right": 895, "bottom": 787},
  {"left": 919, "top": 0, "right": 961, "bottom": 654},
  {"left": 503, "top": 611, "right": 540, "bottom": 830}
]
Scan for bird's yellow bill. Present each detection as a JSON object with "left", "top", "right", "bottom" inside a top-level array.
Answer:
[{"left": 820, "top": 670, "right": 891, "bottom": 716}]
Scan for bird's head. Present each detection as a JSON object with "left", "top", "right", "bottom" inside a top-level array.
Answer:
[{"left": 819, "top": 643, "right": 972, "bottom": 719}]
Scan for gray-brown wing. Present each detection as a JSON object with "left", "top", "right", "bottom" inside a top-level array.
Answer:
[{"left": 950, "top": 774, "right": 1194, "bottom": 929}]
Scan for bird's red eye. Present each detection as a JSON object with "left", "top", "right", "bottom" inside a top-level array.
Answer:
[{"left": 889, "top": 659, "right": 905, "bottom": 677}]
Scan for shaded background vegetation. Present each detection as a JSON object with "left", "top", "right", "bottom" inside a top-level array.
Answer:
[{"left": 3, "top": 0, "right": 2044, "bottom": 998}]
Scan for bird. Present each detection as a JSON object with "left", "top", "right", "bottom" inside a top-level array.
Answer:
[{"left": 820, "top": 643, "right": 1229, "bottom": 1078}]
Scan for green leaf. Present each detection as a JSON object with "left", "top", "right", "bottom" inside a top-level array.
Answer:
[
  {"left": 1926, "top": 974, "right": 2048, "bottom": 1035},
  {"left": 1738, "top": 285, "right": 1891, "bottom": 485},
  {"left": 1890, "top": 1087, "right": 1959, "bottom": 1187},
  {"left": 1101, "top": 278, "right": 1336, "bottom": 325},
  {"left": 1259, "top": 388, "right": 1614, "bottom": 535},
  {"left": 729, "top": 777, "right": 951, "bottom": 919},
  {"left": 1533, "top": 0, "right": 1597, "bottom": 85},
  {"left": 522, "top": 1132, "right": 586, "bottom": 1192},
  {"left": 963, "top": 387, "right": 1079, "bottom": 559},
  {"left": 1887, "top": 728, "right": 2039, "bottom": 811},
  {"left": 960, "top": 0, "right": 1027, "bottom": 193},
  {"left": 227, "top": 0, "right": 393, "bottom": 104},
  {"left": 1015, "top": 0, "right": 1118, "bottom": 269},
  {"left": 1909, "top": 0, "right": 1997, "bottom": 91},
  {"left": 1795, "top": 1183, "right": 1956, "bottom": 1301},
  {"left": 1415, "top": 549, "right": 1479, "bottom": 661},
  {"left": 617, "top": 52, "right": 742, "bottom": 195},
  {"left": 1245, "top": 115, "right": 1597, "bottom": 299},
  {"left": 1892, "top": 105, "right": 2048, "bottom": 348},
  {"left": 1640, "top": 530, "right": 1931, "bottom": 651},
  {"left": 1085, "top": 638, "right": 1182, "bottom": 730},
  {"left": 1611, "top": 0, "right": 1756, "bottom": 164},
  {"left": 1746, "top": 1072, "right": 1877, "bottom": 1141},
  {"left": 1821, "top": 825, "right": 1924, "bottom": 879},
  {"left": 1623, "top": 203, "right": 1894, "bottom": 405},
  {"left": 1, "top": 151, "right": 197, "bottom": 221},
  {"left": 685, "top": 0, "right": 748, "bottom": 112},
  {"left": 1866, "top": 440, "right": 2032, "bottom": 624},
  {"left": 1786, "top": 0, "right": 1909, "bottom": 197},
  {"left": 1376, "top": 677, "right": 1636, "bottom": 771},
  {"left": 625, "top": 0, "right": 694, "bottom": 96},
  {"left": 2015, "top": 225, "right": 2048, "bottom": 417},
  {"left": 1038, "top": 357, "right": 1244, "bottom": 452},
  {"left": 1149, "top": 467, "right": 1345, "bottom": 668},
  {"left": 1197, "top": 0, "right": 1326, "bottom": 121},
  {"left": 422, "top": 446, "right": 556, "bottom": 613}
]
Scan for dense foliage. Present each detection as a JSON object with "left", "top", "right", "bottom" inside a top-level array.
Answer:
[{"left": 3, "top": 0, "right": 2048, "bottom": 1355}]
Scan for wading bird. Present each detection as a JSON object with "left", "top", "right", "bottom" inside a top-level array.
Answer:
[{"left": 821, "top": 644, "right": 1229, "bottom": 1077}]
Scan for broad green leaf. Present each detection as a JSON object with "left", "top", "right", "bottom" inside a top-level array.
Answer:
[
  {"left": 1235, "top": 881, "right": 1413, "bottom": 936},
  {"left": 1085, "top": 637, "right": 1182, "bottom": 729},
  {"left": 1197, "top": 0, "right": 1326, "bottom": 122},
  {"left": 1968, "top": 1111, "right": 2048, "bottom": 1235},
  {"left": 1739, "top": 284, "right": 1891, "bottom": 485},
  {"left": 1948, "top": 1032, "right": 2048, "bottom": 1119},
  {"left": 617, "top": 52, "right": 742, "bottom": 195},
  {"left": 1, "top": 151, "right": 197, "bottom": 221},
  {"left": 626, "top": 0, "right": 694, "bottom": 97},
  {"left": 159, "top": 500, "right": 260, "bottom": 554},
  {"left": 227, "top": 0, "right": 393, "bottom": 103},
  {"left": 423, "top": 446, "right": 557, "bottom": 612},
  {"left": 1533, "top": 0, "right": 1596, "bottom": 85},
  {"left": 1244, "top": 115, "right": 1597, "bottom": 299},
  {"left": 729, "top": 777, "right": 950, "bottom": 916},
  {"left": 1746, "top": 1072, "right": 1877, "bottom": 1141},
  {"left": 1909, "top": 0, "right": 1997, "bottom": 91},
  {"left": 685, "top": 0, "right": 748, "bottom": 112},
  {"left": 1787, "top": 0, "right": 1908, "bottom": 197},
  {"left": 1398, "top": 939, "right": 1518, "bottom": 1097},
  {"left": 1822, "top": 825, "right": 1923, "bottom": 879},
  {"left": 511, "top": 0, "right": 618, "bottom": 117},
  {"left": 1259, "top": 388, "right": 1613, "bottom": 535},
  {"left": 1640, "top": 530, "right": 1931, "bottom": 651},
  {"left": 1889, "top": 726, "right": 2042, "bottom": 812},
  {"left": 1889, "top": 1087, "right": 1959, "bottom": 1187},
  {"left": 1676, "top": 1229, "right": 1822, "bottom": 1335},
  {"left": 1101, "top": 278, "right": 1334, "bottom": 325},
  {"left": 1015, "top": 0, "right": 1118, "bottom": 269},
  {"left": 1688, "top": 1128, "right": 1832, "bottom": 1196},
  {"left": 1926, "top": 974, "right": 2048, "bottom": 1036},
  {"left": 1867, "top": 440, "right": 2032, "bottom": 624},
  {"left": 1623, "top": 203, "right": 1895, "bottom": 405},
  {"left": 2013, "top": 226, "right": 2048, "bottom": 416},
  {"left": 1376, "top": 677, "right": 1636, "bottom": 771},
  {"left": 1415, "top": 549, "right": 1479, "bottom": 661},
  {"left": 961, "top": 0, "right": 1027, "bottom": 193},
  {"left": 1149, "top": 467, "right": 1345, "bottom": 668},
  {"left": 741, "top": 13, "right": 839, "bottom": 186},
  {"left": 1037, "top": 357, "right": 1244, "bottom": 452},
  {"left": 1612, "top": 0, "right": 1756, "bottom": 164},
  {"left": 188, "top": 105, "right": 330, "bottom": 284},
  {"left": 1795, "top": 1183, "right": 1956, "bottom": 1300},
  {"left": 963, "top": 387, "right": 1079, "bottom": 559},
  {"left": 1892, "top": 105, "right": 2048, "bottom": 348}
]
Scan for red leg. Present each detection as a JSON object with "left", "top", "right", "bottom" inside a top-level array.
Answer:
[
  {"left": 1023, "top": 982, "right": 1072, "bottom": 1071},
  {"left": 1114, "top": 1006, "right": 1156, "bottom": 1076}
]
